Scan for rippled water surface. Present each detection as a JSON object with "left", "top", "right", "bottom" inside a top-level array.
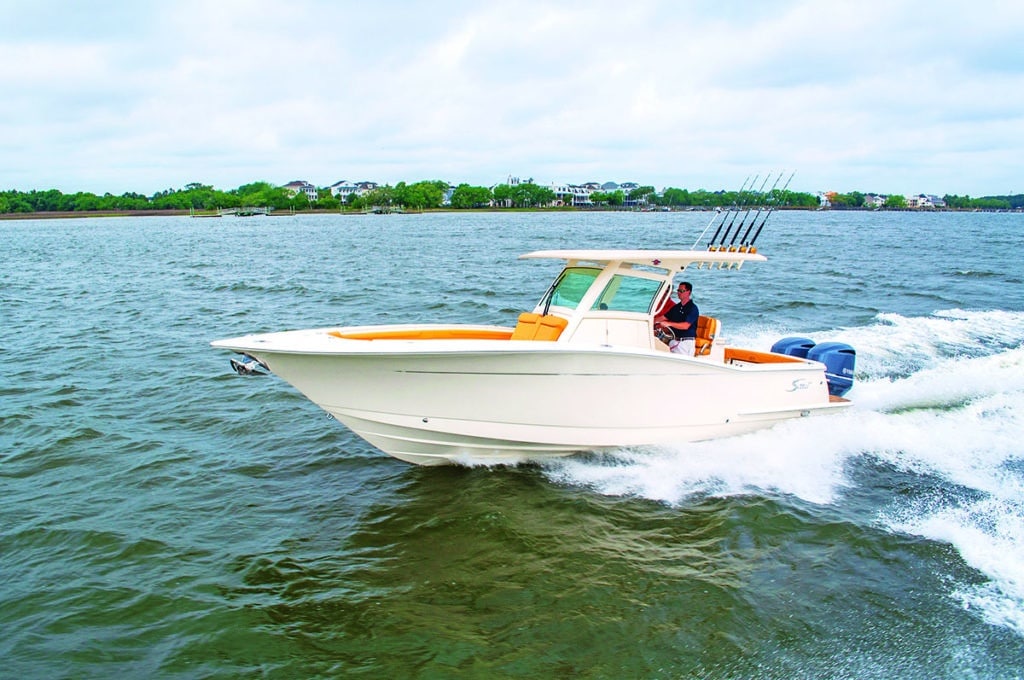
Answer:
[{"left": 2, "top": 211, "right": 1023, "bottom": 677}]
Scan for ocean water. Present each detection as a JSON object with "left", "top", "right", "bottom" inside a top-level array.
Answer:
[{"left": 2, "top": 210, "right": 1023, "bottom": 678}]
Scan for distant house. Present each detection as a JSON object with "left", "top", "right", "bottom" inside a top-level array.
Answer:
[
  {"left": 596, "top": 180, "right": 651, "bottom": 203},
  {"left": 329, "top": 180, "right": 380, "bottom": 202},
  {"left": 549, "top": 182, "right": 593, "bottom": 207},
  {"left": 441, "top": 184, "right": 457, "bottom": 206},
  {"left": 618, "top": 182, "right": 645, "bottom": 207},
  {"left": 329, "top": 180, "right": 359, "bottom": 200},
  {"left": 282, "top": 180, "right": 318, "bottom": 201},
  {"left": 864, "top": 194, "right": 886, "bottom": 208},
  {"left": 907, "top": 193, "right": 946, "bottom": 209},
  {"left": 494, "top": 176, "right": 671, "bottom": 206}
]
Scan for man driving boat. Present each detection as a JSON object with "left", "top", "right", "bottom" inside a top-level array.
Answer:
[{"left": 654, "top": 281, "right": 699, "bottom": 355}]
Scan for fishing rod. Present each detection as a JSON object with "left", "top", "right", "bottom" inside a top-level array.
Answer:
[
  {"left": 729, "top": 173, "right": 772, "bottom": 248},
  {"left": 717, "top": 173, "right": 757, "bottom": 248},
  {"left": 702, "top": 175, "right": 750, "bottom": 249},
  {"left": 716, "top": 173, "right": 759, "bottom": 249},
  {"left": 748, "top": 171, "right": 795, "bottom": 249},
  {"left": 692, "top": 206, "right": 723, "bottom": 250},
  {"left": 739, "top": 171, "right": 785, "bottom": 245}
]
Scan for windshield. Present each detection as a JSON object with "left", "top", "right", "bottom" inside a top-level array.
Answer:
[
  {"left": 549, "top": 267, "right": 601, "bottom": 309},
  {"left": 547, "top": 266, "right": 663, "bottom": 314},
  {"left": 591, "top": 274, "right": 663, "bottom": 313}
]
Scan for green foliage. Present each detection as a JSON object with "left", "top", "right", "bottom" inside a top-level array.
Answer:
[
  {"left": 0, "top": 181, "right": 292, "bottom": 214},
  {"left": 362, "top": 185, "right": 397, "bottom": 209},
  {"left": 1, "top": 181, "right": 1017, "bottom": 216},
  {"left": 884, "top": 194, "right": 907, "bottom": 209},
  {"left": 589, "top": 190, "right": 625, "bottom": 206},
  {"left": 233, "top": 181, "right": 276, "bottom": 197},
  {"left": 944, "top": 193, "right": 1018, "bottom": 210},
  {"left": 997, "top": 194, "right": 1023, "bottom": 209},
  {"left": 973, "top": 197, "right": 1012, "bottom": 210},
  {"left": 493, "top": 182, "right": 556, "bottom": 208},
  {"left": 394, "top": 180, "right": 448, "bottom": 209},
  {"left": 830, "top": 191, "right": 865, "bottom": 208},
  {"left": 650, "top": 186, "right": 819, "bottom": 209},
  {"left": 628, "top": 185, "right": 656, "bottom": 201},
  {"left": 231, "top": 182, "right": 290, "bottom": 210},
  {"left": 781, "top": 190, "right": 820, "bottom": 208},
  {"left": 944, "top": 194, "right": 972, "bottom": 209},
  {"left": 449, "top": 183, "right": 493, "bottom": 208},
  {"left": 492, "top": 183, "right": 511, "bottom": 204},
  {"left": 0, "top": 191, "right": 33, "bottom": 212},
  {"left": 660, "top": 188, "right": 691, "bottom": 206},
  {"left": 314, "top": 189, "right": 341, "bottom": 210}
]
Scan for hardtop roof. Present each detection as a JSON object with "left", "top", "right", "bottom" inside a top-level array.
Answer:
[{"left": 519, "top": 249, "right": 767, "bottom": 272}]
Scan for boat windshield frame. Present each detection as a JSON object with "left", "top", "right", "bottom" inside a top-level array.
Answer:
[
  {"left": 525, "top": 249, "right": 767, "bottom": 319},
  {"left": 545, "top": 264, "right": 668, "bottom": 315},
  {"left": 590, "top": 272, "right": 665, "bottom": 314},
  {"left": 548, "top": 266, "right": 602, "bottom": 310}
]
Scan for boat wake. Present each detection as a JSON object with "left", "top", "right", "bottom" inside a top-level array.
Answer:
[{"left": 533, "top": 309, "right": 1024, "bottom": 636}]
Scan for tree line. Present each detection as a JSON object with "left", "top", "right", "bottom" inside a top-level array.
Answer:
[
  {"left": 826, "top": 191, "right": 1022, "bottom": 210},
  {"left": 1, "top": 180, "right": 1020, "bottom": 215}
]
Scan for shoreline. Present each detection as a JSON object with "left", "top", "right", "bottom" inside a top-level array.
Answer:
[{"left": 1, "top": 206, "right": 1018, "bottom": 222}]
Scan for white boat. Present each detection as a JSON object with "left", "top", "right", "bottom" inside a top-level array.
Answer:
[{"left": 212, "top": 248, "right": 855, "bottom": 466}]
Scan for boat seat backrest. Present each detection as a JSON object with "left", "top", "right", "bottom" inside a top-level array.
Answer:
[
  {"left": 511, "top": 312, "right": 568, "bottom": 341},
  {"left": 694, "top": 315, "right": 718, "bottom": 356}
]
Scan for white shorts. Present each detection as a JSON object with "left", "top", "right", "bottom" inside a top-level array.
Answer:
[{"left": 669, "top": 338, "right": 695, "bottom": 356}]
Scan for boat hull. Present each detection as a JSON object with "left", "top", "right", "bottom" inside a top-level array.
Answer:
[{"left": 213, "top": 327, "right": 850, "bottom": 465}]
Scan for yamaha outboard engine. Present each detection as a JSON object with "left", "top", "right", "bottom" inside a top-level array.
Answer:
[
  {"left": 770, "top": 336, "right": 816, "bottom": 358},
  {"left": 806, "top": 342, "right": 856, "bottom": 397}
]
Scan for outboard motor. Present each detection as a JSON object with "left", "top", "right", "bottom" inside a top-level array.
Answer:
[
  {"left": 806, "top": 342, "right": 856, "bottom": 397},
  {"left": 770, "top": 336, "right": 816, "bottom": 358}
]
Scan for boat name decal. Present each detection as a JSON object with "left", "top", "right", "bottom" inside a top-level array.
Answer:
[{"left": 787, "top": 379, "right": 811, "bottom": 392}]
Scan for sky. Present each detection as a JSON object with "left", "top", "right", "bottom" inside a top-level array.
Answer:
[{"left": 2, "top": 0, "right": 1022, "bottom": 198}]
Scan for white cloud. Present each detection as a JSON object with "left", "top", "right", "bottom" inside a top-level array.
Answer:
[{"left": 0, "top": 0, "right": 1021, "bottom": 196}]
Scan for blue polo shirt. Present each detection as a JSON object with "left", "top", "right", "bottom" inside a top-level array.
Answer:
[{"left": 665, "top": 300, "right": 699, "bottom": 340}]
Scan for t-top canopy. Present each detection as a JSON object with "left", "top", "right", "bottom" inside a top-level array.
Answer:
[{"left": 519, "top": 249, "right": 767, "bottom": 273}]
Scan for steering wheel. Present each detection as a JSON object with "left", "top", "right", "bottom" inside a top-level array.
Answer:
[{"left": 653, "top": 322, "right": 674, "bottom": 344}]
